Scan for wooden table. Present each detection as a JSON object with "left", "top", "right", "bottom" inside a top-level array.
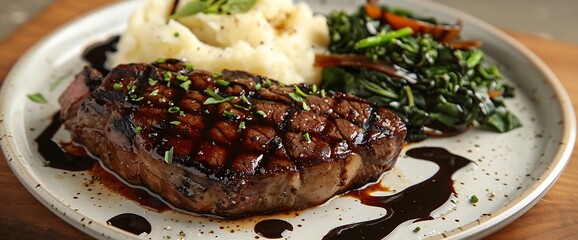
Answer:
[{"left": 0, "top": 0, "right": 577, "bottom": 239}]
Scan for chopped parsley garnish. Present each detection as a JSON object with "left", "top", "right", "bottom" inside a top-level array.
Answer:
[
  {"left": 170, "top": 121, "right": 181, "bottom": 125},
  {"left": 294, "top": 85, "right": 309, "bottom": 98},
  {"left": 27, "top": 93, "right": 47, "bottom": 103},
  {"left": 168, "top": 106, "right": 181, "bottom": 113},
  {"left": 148, "top": 78, "right": 158, "bottom": 86},
  {"left": 43, "top": 160, "right": 51, "bottom": 167},
  {"left": 163, "top": 71, "right": 172, "bottom": 81},
  {"left": 211, "top": 72, "right": 222, "bottom": 78},
  {"left": 215, "top": 79, "right": 230, "bottom": 87},
  {"left": 238, "top": 121, "right": 246, "bottom": 132},
  {"left": 174, "top": 32, "right": 180, "bottom": 37},
  {"left": 203, "top": 88, "right": 235, "bottom": 105},
  {"left": 241, "top": 94, "right": 251, "bottom": 105},
  {"left": 133, "top": 126, "right": 142, "bottom": 133},
  {"left": 176, "top": 75, "right": 189, "bottom": 81},
  {"left": 180, "top": 80, "right": 191, "bottom": 91},
  {"left": 50, "top": 73, "right": 70, "bottom": 91},
  {"left": 223, "top": 110, "right": 237, "bottom": 117},
  {"left": 113, "top": 83, "right": 123, "bottom": 90},
  {"left": 234, "top": 104, "right": 250, "bottom": 111},
  {"left": 132, "top": 96, "right": 144, "bottom": 102},
  {"left": 256, "top": 110, "right": 267, "bottom": 118},
  {"left": 302, "top": 101, "right": 311, "bottom": 111},
  {"left": 254, "top": 83, "right": 262, "bottom": 91},
  {"left": 320, "top": 89, "right": 327, "bottom": 98},
  {"left": 303, "top": 132, "right": 312, "bottom": 143},
  {"left": 470, "top": 195, "right": 479, "bottom": 204},
  {"left": 413, "top": 227, "right": 421, "bottom": 233},
  {"left": 149, "top": 89, "right": 160, "bottom": 96},
  {"left": 312, "top": 84, "right": 318, "bottom": 94},
  {"left": 156, "top": 58, "right": 166, "bottom": 63},
  {"left": 184, "top": 62, "right": 194, "bottom": 71},
  {"left": 264, "top": 79, "right": 273, "bottom": 87},
  {"left": 288, "top": 92, "right": 303, "bottom": 102},
  {"left": 164, "top": 147, "right": 174, "bottom": 164}
]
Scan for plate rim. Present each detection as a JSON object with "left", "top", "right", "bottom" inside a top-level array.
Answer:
[{"left": 0, "top": 0, "right": 575, "bottom": 239}]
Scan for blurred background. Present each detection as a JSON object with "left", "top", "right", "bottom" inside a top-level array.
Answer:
[{"left": 0, "top": 0, "right": 577, "bottom": 44}]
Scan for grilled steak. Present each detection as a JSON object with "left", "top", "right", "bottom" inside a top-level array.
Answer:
[{"left": 59, "top": 59, "right": 407, "bottom": 218}]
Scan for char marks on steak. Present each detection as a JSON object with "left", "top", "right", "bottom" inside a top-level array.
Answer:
[{"left": 59, "top": 59, "right": 407, "bottom": 218}]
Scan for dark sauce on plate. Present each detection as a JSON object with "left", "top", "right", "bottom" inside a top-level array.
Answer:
[
  {"left": 35, "top": 112, "right": 95, "bottom": 171},
  {"left": 37, "top": 112, "right": 170, "bottom": 213},
  {"left": 107, "top": 213, "right": 152, "bottom": 235},
  {"left": 323, "top": 147, "right": 474, "bottom": 240},
  {"left": 254, "top": 219, "right": 294, "bottom": 239},
  {"left": 82, "top": 35, "right": 119, "bottom": 75}
]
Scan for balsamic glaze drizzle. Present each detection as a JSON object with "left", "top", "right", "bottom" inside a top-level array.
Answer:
[
  {"left": 81, "top": 35, "right": 119, "bottom": 75},
  {"left": 254, "top": 219, "right": 294, "bottom": 239},
  {"left": 107, "top": 213, "right": 152, "bottom": 235},
  {"left": 35, "top": 112, "right": 95, "bottom": 171},
  {"left": 323, "top": 147, "right": 474, "bottom": 240}
]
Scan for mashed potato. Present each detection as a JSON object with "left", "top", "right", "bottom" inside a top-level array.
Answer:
[{"left": 109, "top": 0, "right": 329, "bottom": 85}]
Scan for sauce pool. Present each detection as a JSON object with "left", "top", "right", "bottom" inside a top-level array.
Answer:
[{"left": 323, "top": 147, "right": 474, "bottom": 240}]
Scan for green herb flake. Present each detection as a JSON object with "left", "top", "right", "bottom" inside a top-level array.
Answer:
[
  {"left": 211, "top": 72, "right": 222, "bottom": 78},
  {"left": 179, "top": 111, "right": 185, "bottom": 116},
  {"left": 170, "top": 121, "right": 181, "bottom": 125},
  {"left": 223, "top": 110, "right": 237, "bottom": 117},
  {"left": 133, "top": 126, "right": 142, "bottom": 133},
  {"left": 156, "top": 58, "right": 166, "bottom": 63},
  {"left": 164, "top": 147, "right": 174, "bottom": 164},
  {"left": 176, "top": 75, "right": 189, "bottom": 82},
  {"left": 168, "top": 106, "right": 181, "bottom": 113},
  {"left": 312, "top": 84, "right": 318, "bottom": 94},
  {"left": 163, "top": 71, "right": 172, "bottom": 81},
  {"left": 302, "top": 101, "right": 311, "bottom": 111},
  {"left": 264, "top": 79, "right": 273, "bottom": 87},
  {"left": 180, "top": 80, "right": 191, "bottom": 91},
  {"left": 234, "top": 104, "right": 250, "bottom": 111},
  {"left": 174, "top": 32, "right": 180, "bottom": 37},
  {"left": 413, "top": 227, "right": 421, "bottom": 233},
  {"left": 50, "top": 73, "right": 70, "bottom": 91},
  {"left": 113, "top": 83, "right": 123, "bottom": 90},
  {"left": 133, "top": 96, "right": 144, "bottom": 102},
  {"left": 204, "top": 88, "right": 224, "bottom": 100},
  {"left": 148, "top": 78, "right": 158, "bottom": 86},
  {"left": 256, "top": 110, "right": 267, "bottom": 118},
  {"left": 303, "top": 132, "right": 312, "bottom": 143},
  {"left": 470, "top": 195, "right": 479, "bottom": 204},
  {"left": 150, "top": 89, "right": 160, "bottom": 97},
  {"left": 320, "top": 89, "right": 327, "bottom": 98},
  {"left": 43, "top": 160, "right": 51, "bottom": 167},
  {"left": 216, "top": 79, "right": 230, "bottom": 87},
  {"left": 288, "top": 92, "right": 303, "bottom": 102},
  {"left": 254, "top": 83, "right": 262, "bottom": 91},
  {"left": 237, "top": 121, "right": 246, "bottom": 132},
  {"left": 204, "top": 96, "right": 236, "bottom": 105},
  {"left": 241, "top": 94, "right": 251, "bottom": 105},
  {"left": 294, "top": 85, "right": 309, "bottom": 98},
  {"left": 184, "top": 62, "right": 194, "bottom": 71},
  {"left": 27, "top": 93, "right": 48, "bottom": 103}
]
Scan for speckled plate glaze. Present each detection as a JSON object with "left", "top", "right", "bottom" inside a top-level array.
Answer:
[{"left": 0, "top": 0, "right": 575, "bottom": 239}]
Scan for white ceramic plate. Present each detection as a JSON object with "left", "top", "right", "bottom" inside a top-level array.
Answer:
[{"left": 0, "top": 0, "right": 575, "bottom": 239}]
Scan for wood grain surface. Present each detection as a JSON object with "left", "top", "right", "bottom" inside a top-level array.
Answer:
[{"left": 0, "top": 0, "right": 577, "bottom": 239}]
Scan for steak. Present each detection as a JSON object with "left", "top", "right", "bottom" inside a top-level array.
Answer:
[{"left": 59, "top": 59, "right": 407, "bottom": 218}]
